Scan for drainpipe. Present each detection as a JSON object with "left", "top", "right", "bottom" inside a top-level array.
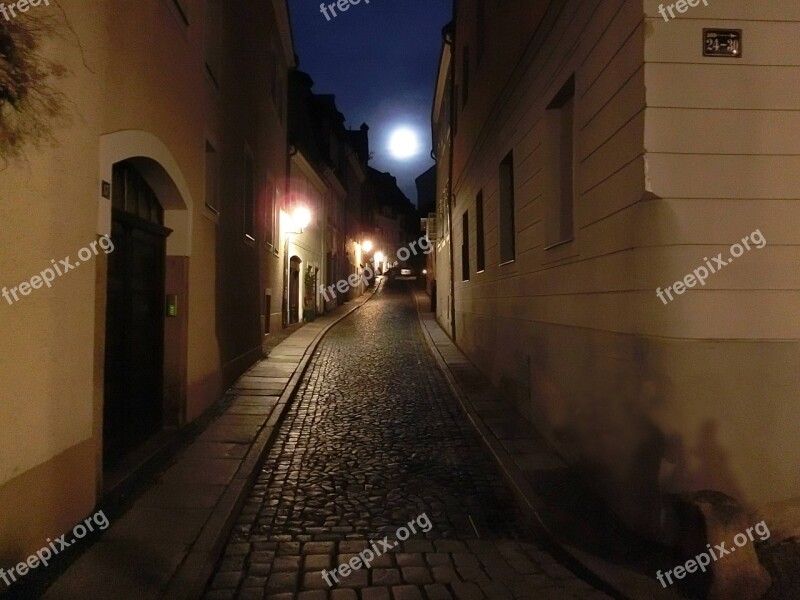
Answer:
[
  {"left": 444, "top": 14, "right": 457, "bottom": 341},
  {"left": 284, "top": 142, "right": 298, "bottom": 328}
]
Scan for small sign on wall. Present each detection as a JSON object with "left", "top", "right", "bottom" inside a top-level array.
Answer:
[{"left": 704, "top": 29, "right": 742, "bottom": 57}]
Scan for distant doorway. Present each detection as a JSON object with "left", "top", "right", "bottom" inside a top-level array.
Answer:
[
  {"left": 104, "top": 161, "right": 171, "bottom": 467},
  {"left": 289, "top": 256, "right": 301, "bottom": 324}
]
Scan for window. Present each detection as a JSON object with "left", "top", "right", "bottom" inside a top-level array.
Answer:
[
  {"left": 244, "top": 151, "right": 255, "bottom": 240},
  {"left": 461, "top": 211, "right": 470, "bottom": 281},
  {"left": 477, "top": 0, "right": 486, "bottom": 62},
  {"left": 204, "top": 0, "right": 223, "bottom": 86},
  {"left": 476, "top": 191, "right": 485, "bottom": 272},
  {"left": 112, "top": 162, "right": 164, "bottom": 225},
  {"left": 499, "top": 152, "right": 516, "bottom": 264},
  {"left": 204, "top": 141, "right": 219, "bottom": 213},
  {"left": 545, "top": 75, "right": 575, "bottom": 248},
  {"left": 462, "top": 46, "right": 470, "bottom": 108}
]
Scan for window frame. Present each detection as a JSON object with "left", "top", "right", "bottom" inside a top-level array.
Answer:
[
  {"left": 498, "top": 151, "right": 516, "bottom": 265},
  {"left": 475, "top": 190, "right": 485, "bottom": 273}
]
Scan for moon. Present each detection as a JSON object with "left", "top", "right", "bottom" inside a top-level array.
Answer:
[{"left": 389, "top": 128, "right": 420, "bottom": 160}]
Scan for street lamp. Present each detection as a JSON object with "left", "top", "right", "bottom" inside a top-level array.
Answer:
[
  {"left": 362, "top": 240, "right": 374, "bottom": 253},
  {"left": 292, "top": 206, "right": 311, "bottom": 233}
]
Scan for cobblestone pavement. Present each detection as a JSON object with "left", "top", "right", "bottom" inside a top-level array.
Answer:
[{"left": 205, "top": 284, "right": 613, "bottom": 600}]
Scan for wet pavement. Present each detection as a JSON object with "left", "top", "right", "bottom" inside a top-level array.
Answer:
[{"left": 205, "top": 284, "right": 613, "bottom": 600}]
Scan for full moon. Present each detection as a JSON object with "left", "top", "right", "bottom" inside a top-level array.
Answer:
[{"left": 389, "top": 128, "right": 420, "bottom": 160}]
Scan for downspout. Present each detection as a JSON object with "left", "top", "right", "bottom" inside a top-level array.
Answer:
[{"left": 444, "top": 13, "right": 457, "bottom": 341}]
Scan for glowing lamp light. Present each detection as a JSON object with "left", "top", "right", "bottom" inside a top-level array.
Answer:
[
  {"left": 363, "top": 240, "right": 374, "bottom": 253},
  {"left": 292, "top": 206, "right": 311, "bottom": 231},
  {"left": 374, "top": 251, "right": 385, "bottom": 264}
]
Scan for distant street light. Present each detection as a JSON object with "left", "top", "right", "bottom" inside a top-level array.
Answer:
[{"left": 363, "top": 240, "right": 374, "bottom": 253}]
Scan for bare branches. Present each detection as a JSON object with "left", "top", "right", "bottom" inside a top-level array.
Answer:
[{"left": 0, "top": 12, "right": 69, "bottom": 165}]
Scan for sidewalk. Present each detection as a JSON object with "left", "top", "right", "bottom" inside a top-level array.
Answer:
[
  {"left": 41, "top": 287, "right": 379, "bottom": 600},
  {"left": 413, "top": 291, "right": 684, "bottom": 600}
]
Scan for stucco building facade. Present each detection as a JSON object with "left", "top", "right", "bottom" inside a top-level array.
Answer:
[
  {"left": 0, "top": 0, "right": 294, "bottom": 564},
  {"left": 434, "top": 0, "right": 800, "bottom": 541}
]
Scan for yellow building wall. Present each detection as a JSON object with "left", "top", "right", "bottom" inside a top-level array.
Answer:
[{"left": 0, "top": 0, "right": 105, "bottom": 564}]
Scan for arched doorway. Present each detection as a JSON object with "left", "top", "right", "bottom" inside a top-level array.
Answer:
[
  {"left": 103, "top": 161, "right": 172, "bottom": 467},
  {"left": 289, "top": 256, "right": 301, "bottom": 324}
]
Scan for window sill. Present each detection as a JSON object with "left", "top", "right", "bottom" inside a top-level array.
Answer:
[
  {"left": 202, "top": 204, "right": 220, "bottom": 225},
  {"left": 544, "top": 236, "right": 574, "bottom": 251}
]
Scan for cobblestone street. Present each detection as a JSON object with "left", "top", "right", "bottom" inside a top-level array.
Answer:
[{"left": 205, "top": 285, "right": 612, "bottom": 600}]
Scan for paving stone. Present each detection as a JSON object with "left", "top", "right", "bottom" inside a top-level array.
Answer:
[
  {"left": 273, "top": 555, "right": 302, "bottom": 572},
  {"left": 204, "top": 591, "right": 235, "bottom": 600},
  {"left": 210, "top": 572, "right": 241, "bottom": 589},
  {"left": 434, "top": 541, "right": 469, "bottom": 554},
  {"left": 401, "top": 567, "right": 433, "bottom": 585},
  {"left": 425, "top": 583, "right": 455, "bottom": 600},
  {"left": 401, "top": 540, "right": 435, "bottom": 553},
  {"left": 250, "top": 551, "right": 276, "bottom": 564},
  {"left": 297, "top": 591, "right": 327, "bottom": 600},
  {"left": 370, "top": 552, "right": 394, "bottom": 567},
  {"left": 361, "top": 587, "right": 392, "bottom": 600},
  {"left": 456, "top": 566, "right": 490, "bottom": 584},
  {"left": 218, "top": 555, "right": 246, "bottom": 572},
  {"left": 431, "top": 565, "right": 460, "bottom": 583},
  {"left": 391, "top": 585, "right": 425, "bottom": 600},
  {"left": 239, "top": 589, "right": 265, "bottom": 600},
  {"left": 339, "top": 541, "right": 369, "bottom": 553},
  {"left": 452, "top": 554, "right": 480, "bottom": 569},
  {"left": 303, "top": 571, "right": 331, "bottom": 590},
  {"left": 303, "top": 541, "right": 336, "bottom": 554},
  {"left": 225, "top": 543, "right": 251, "bottom": 556},
  {"left": 305, "top": 554, "right": 333, "bottom": 571},
  {"left": 337, "top": 568, "right": 368, "bottom": 588},
  {"left": 278, "top": 542, "right": 302, "bottom": 555},
  {"left": 266, "top": 572, "right": 298, "bottom": 593},
  {"left": 205, "top": 289, "right": 609, "bottom": 599},
  {"left": 478, "top": 582, "right": 513, "bottom": 599},
  {"left": 243, "top": 575, "right": 268, "bottom": 588},
  {"left": 248, "top": 562, "right": 271, "bottom": 576},
  {"left": 450, "top": 581, "right": 486, "bottom": 600},
  {"left": 395, "top": 553, "right": 425, "bottom": 568},
  {"left": 372, "top": 568, "right": 402, "bottom": 586}
]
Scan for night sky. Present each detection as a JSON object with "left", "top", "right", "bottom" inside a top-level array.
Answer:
[{"left": 288, "top": 0, "right": 453, "bottom": 203}]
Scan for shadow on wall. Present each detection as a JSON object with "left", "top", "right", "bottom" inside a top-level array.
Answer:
[{"left": 531, "top": 335, "right": 747, "bottom": 544}]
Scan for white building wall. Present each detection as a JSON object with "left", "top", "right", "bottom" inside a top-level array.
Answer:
[{"left": 450, "top": 0, "right": 800, "bottom": 539}]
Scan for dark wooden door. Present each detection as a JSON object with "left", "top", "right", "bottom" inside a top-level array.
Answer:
[
  {"left": 103, "top": 211, "right": 169, "bottom": 467},
  {"left": 289, "top": 257, "right": 301, "bottom": 324}
]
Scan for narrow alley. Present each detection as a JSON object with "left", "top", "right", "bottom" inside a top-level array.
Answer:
[
  {"left": 206, "top": 284, "right": 611, "bottom": 600},
  {"left": 2, "top": 1, "right": 799, "bottom": 599}
]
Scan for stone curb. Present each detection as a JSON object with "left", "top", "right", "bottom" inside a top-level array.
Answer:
[
  {"left": 163, "top": 283, "right": 381, "bottom": 599},
  {"left": 412, "top": 292, "right": 685, "bottom": 600}
]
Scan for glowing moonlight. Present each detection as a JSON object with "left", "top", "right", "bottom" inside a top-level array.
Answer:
[{"left": 389, "top": 128, "right": 420, "bottom": 160}]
